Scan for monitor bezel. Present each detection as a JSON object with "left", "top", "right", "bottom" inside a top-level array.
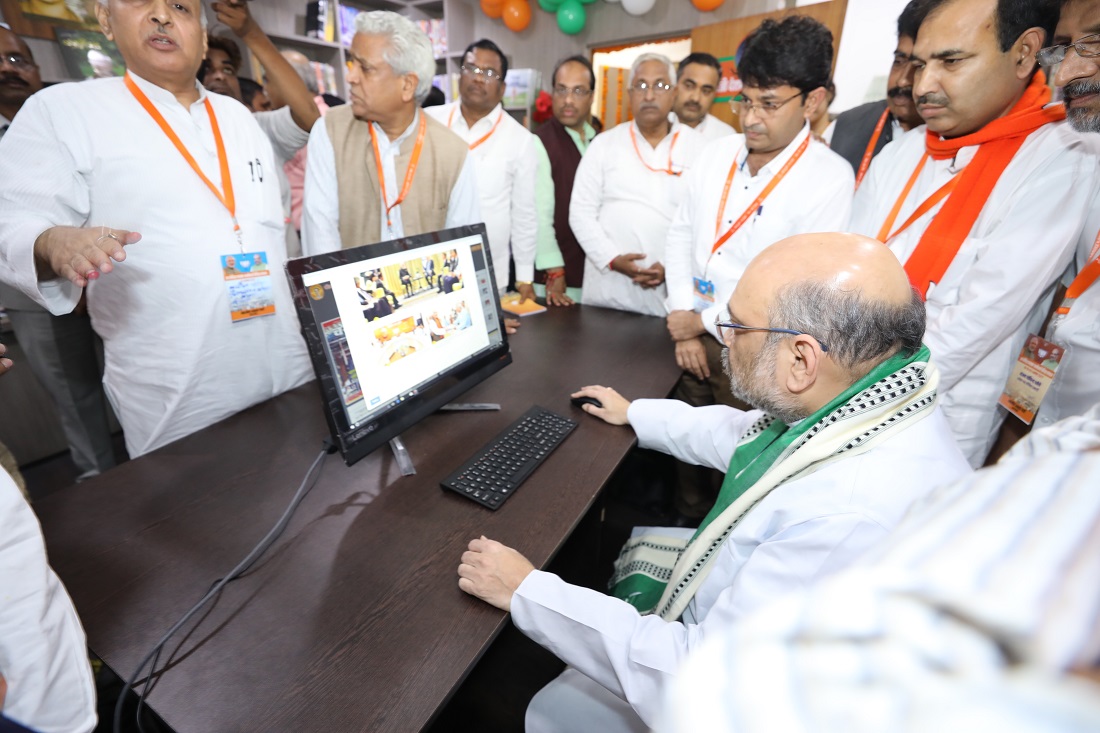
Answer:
[{"left": 285, "top": 224, "right": 513, "bottom": 465}]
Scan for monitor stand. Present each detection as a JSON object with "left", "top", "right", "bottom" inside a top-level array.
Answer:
[{"left": 389, "top": 437, "right": 416, "bottom": 476}]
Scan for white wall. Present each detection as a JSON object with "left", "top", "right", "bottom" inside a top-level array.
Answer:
[{"left": 829, "top": 0, "right": 909, "bottom": 113}]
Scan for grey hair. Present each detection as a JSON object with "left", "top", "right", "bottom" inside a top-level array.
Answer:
[
  {"left": 767, "top": 279, "right": 926, "bottom": 381},
  {"left": 283, "top": 53, "right": 319, "bottom": 94},
  {"left": 354, "top": 11, "right": 435, "bottom": 104},
  {"left": 96, "top": 0, "right": 208, "bottom": 27},
  {"left": 627, "top": 53, "right": 676, "bottom": 87}
]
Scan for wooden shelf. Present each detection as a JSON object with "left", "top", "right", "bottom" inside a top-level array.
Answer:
[{"left": 268, "top": 32, "right": 343, "bottom": 51}]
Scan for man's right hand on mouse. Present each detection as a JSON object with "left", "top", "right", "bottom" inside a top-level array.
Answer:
[{"left": 571, "top": 386, "right": 631, "bottom": 425}]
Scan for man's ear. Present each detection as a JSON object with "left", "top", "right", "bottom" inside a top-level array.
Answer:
[
  {"left": 803, "top": 86, "right": 826, "bottom": 120},
  {"left": 783, "top": 335, "right": 822, "bottom": 395},
  {"left": 96, "top": 1, "right": 113, "bottom": 40},
  {"left": 403, "top": 73, "right": 419, "bottom": 104},
  {"left": 1014, "top": 27, "right": 1045, "bottom": 79}
]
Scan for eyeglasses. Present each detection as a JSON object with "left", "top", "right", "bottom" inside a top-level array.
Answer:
[
  {"left": 630, "top": 80, "right": 673, "bottom": 95},
  {"left": 461, "top": 64, "right": 505, "bottom": 83},
  {"left": 1, "top": 53, "right": 36, "bottom": 71},
  {"left": 552, "top": 86, "right": 593, "bottom": 99},
  {"left": 1037, "top": 32, "right": 1100, "bottom": 68},
  {"left": 731, "top": 90, "right": 804, "bottom": 118},
  {"left": 714, "top": 314, "right": 830, "bottom": 352}
]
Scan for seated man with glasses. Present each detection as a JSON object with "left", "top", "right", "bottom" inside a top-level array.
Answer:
[
  {"left": 427, "top": 38, "right": 538, "bottom": 301},
  {"left": 531, "top": 55, "right": 599, "bottom": 306},
  {"left": 456, "top": 232, "right": 970, "bottom": 733},
  {"left": 664, "top": 14, "right": 855, "bottom": 522},
  {"left": 570, "top": 53, "right": 704, "bottom": 318}
]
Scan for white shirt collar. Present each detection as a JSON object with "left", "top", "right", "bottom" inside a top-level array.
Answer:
[
  {"left": 371, "top": 109, "right": 421, "bottom": 148},
  {"left": 736, "top": 121, "right": 812, "bottom": 176},
  {"left": 450, "top": 102, "right": 503, "bottom": 135},
  {"left": 631, "top": 116, "right": 682, "bottom": 148},
  {"left": 129, "top": 70, "right": 208, "bottom": 109}
]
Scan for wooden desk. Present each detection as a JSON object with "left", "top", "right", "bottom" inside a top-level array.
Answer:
[{"left": 34, "top": 306, "right": 681, "bottom": 732}]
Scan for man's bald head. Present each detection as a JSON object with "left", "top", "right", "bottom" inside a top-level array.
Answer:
[{"left": 723, "top": 233, "right": 926, "bottom": 422}]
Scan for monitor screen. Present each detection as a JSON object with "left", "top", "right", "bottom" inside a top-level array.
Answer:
[{"left": 285, "top": 225, "right": 512, "bottom": 465}]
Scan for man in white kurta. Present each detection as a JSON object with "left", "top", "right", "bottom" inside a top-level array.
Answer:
[
  {"left": 670, "top": 53, "right": 735, "bottom": 144},
  {"left": 0, "top": 466, "right": 96, "bottom": 733},
  {"left": 570, "top": 55, "right": 703, "bottom": 317},
  {"left": 0, "top": 2, "right": 312, "bottom": 458},
  {"left": 850, "top": 0, "right": 1098, "bottom": 466},
  {"left": 457, "top": 234, "right": 971, "bottom": 732},
  {"left": 426, "top": 40, "right": 537, "bottom": 295}
]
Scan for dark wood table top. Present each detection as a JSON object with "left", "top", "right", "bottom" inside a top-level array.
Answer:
[{"left": 34, "top": 305, "right": 681, "bottom": 733}]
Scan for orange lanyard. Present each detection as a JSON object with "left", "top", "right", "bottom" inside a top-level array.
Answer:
[
  {"left": 711, "top": 134, "right": 810, "bottom": 255},
  {"left": 876, "top": 153, "right": 960, "bottom": 243},
  {"left": 124, "top": 72, "right": 240, "bottom": 245},
  {"left": 855, "top": 108, "right": 890, "bottom": 189},
  {"left": 629, "top": 124, "right": 681, "bottom": 176},
  {"left": 1055, "top": 230, "right": 1100, "bottom": 319},
  {"left": 447, "top": 107, "right": 504, "bottom": 150},
  {"left": 370, "top": 113, "right": 427, "bottom": 228}
]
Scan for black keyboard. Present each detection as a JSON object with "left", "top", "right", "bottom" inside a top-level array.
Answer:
[{"left": 441, "top": 406, "right": 578, "bottom": 510}]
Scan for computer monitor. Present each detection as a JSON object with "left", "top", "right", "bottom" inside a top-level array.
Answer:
[{"left": 285, "top": 225, "right": 512, "bottom": 465}]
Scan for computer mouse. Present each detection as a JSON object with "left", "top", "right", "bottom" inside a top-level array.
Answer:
[{"left": 571, "top": 395, "right": 603, "bottom": 409}]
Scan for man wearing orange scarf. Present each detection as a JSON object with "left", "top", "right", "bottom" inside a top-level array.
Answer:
[{"left": 851, "top": 0, "right": 1098, "bottom": 466}]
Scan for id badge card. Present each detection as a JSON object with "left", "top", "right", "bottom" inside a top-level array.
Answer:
[
  {"left": 693, "top": 277, "right": 716, "bottom": 313},
  {"left": 998, "top": 333, "right": 1064, "bottom": 424},
  {"left": 221, "top": 251, "right": 276, "bottom": 322}
]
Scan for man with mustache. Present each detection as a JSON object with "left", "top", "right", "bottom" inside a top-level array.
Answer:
[
  {"left": 569, "top": 53, "right": 704, "bottom": 317},
  {"left": 850, "top": 0, "right": 1098, "bottom": 467},
  {"left": 663, "top": 15, "right": 853, "bottom": 521},
  {"left": 829, "top": 0, "right": 927, "bottom": 185},
  {"left": 0, "top": 25, "right": 118, "bottom": 480},
  {"left": 1026, "top": 0, "right": 1100, "bottom": 429},
  {"left": 427, "top": 39, "right": 538, "bottom": 299},
  {"left": 457, "top": 233, "right": 970, "bottom": 732},
  {"left": 671, "top": 52, "right": 734, "bottom": 143},
  {"left": 0, "top": 0, "right": 313, "bottom": 458},
  {"left": 532, "top": 55, "right": 598, "bottom": 306}
]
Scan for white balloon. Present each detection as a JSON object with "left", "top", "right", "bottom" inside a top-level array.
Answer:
[{"left": 621, "top": 0, "right": 653, "bottom": 13}]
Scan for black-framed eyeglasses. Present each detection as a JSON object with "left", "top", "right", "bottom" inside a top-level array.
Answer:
[
  {"left": 461, "top": 64, "right": 505, "bottom": 83},
  {"left": 1, "top": 52, "right": 36, "bottom": 71},
  {"left": 714, "top": 314, "right": 830, "bottom": 352},
  {"left": 1037, "top": 32, "right": 1100, "bottom": 68},
  {"left": 731, "top": 90, "right": 804, "bottom": 118},
  {"left": 552, "top": 85, "right": 593, "bottom": 99},
  {"left": 630, "top": 80, "right": 673, "bottom": 95}
]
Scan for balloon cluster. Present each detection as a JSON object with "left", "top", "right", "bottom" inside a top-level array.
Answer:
[{"left": 480, "top": 0, "right": 533, "bottom": 32}]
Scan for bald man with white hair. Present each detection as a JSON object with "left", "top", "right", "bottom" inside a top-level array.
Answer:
[
  {"left": 457, "top": 233, "right": 970, "bottom": 732},
  {"left": 0, "top": 0, "right": 312, "bottom": 458}
]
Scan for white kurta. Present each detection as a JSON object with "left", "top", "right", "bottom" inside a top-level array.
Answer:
[
  {"left": 1036, "top": 192, "right": 1100, "bottom": 428},
  {"left": 0, "top": 468, "right": 96, "bottom": 733},
  {"left": 0, "top": 74, "right": 313, "bottom": 458},
  {"left": 850, "top": 122, "right": 1097, "bottom": 466},
  {"left": 692, "top": 113, "right": 735, "bottom": 143},
  {"left": 427, "top": 102, "right": 538, "bottom": 291},
  {"left": 570, "top": 120, "right": 704, "bottom": 317},
  {"left": 665, "top": 123, "right": 854, "bottom": 337},
  {"left": 300, "top": 110, "right": 482, "bottom": 254},
  {"left": 512, "top": 397, "right": 971, "bottom": 730}
]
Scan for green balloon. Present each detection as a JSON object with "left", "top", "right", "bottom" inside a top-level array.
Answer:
[
  {"left": 539, "top": 0, "right": 562, "bottom": 10},
  {"left": 557, "top": 0, "right": 585, "bottom": 34}
]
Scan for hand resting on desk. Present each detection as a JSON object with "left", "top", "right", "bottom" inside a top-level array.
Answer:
[
  {"left": 458, "top": 536, "right": 535, "bottom": 612},
  {"left": 570, "top": 386, "right": 631, "bottom": 425}
]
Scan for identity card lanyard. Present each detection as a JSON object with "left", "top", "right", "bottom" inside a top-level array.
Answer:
[
  {"left": 855, "top": 108, "right": 890, "bottom": 189},
  {"left": 710, "top": 134, "right": 810, "bottom": 271},
  {"left": 876, "top": 153, "right": 960, "bottom": 243},
  {"left": 629, "top": 124, "right": 682, "bottom": 176},
  {"left": 1050, "top": 230, "right": 1100, "bottom": 333},
  {"left": 124, "top": 73, "right": 242, "bottom": 251},
  {"left": 447, "top": 106, "right": 504, "bottom": 150},
  {"left": 370, "top": 112, "right": 428, "bottom": 228}
]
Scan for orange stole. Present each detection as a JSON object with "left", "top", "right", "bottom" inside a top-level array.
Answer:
[{"left": 902, "top": 72, "right": 1066, "bottom": 297}]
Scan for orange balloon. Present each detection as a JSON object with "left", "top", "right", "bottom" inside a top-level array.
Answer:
[
  {"left": 691, "top": 0, "right": 724, "bottom": 9},
  {"left": 502, "top": 0, "right": 532, "bottom": 31},
  {"left": 481, "top": 0, "right": 504, "bottom": 18},
  {"left": 501, "top": 0, "right": 532, "bottom": 31}
]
